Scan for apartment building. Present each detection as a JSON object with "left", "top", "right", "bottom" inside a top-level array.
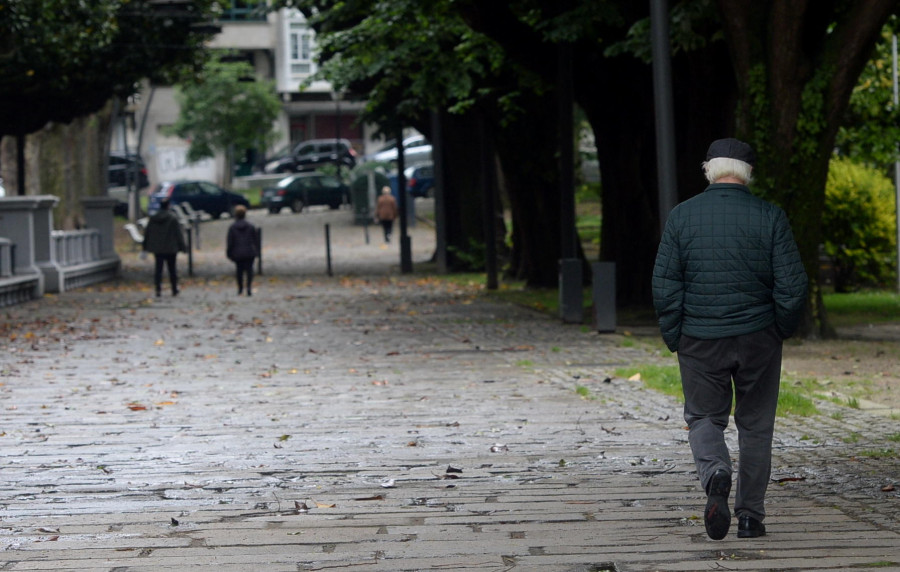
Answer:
[{"left": 122, "top": 4, "right": 373, "bottom": 188}]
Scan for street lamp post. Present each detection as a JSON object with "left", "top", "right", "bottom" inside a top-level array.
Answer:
[{"left": 332, "top": 89, "right": 343, "bottom": 181}]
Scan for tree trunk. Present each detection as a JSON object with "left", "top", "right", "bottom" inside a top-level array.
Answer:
[
  {"left": 494, "top": 90, "right": 568, "bottom": 287},
  {"left": 717, "top": 0, "right": 897, "bottom": 338}
]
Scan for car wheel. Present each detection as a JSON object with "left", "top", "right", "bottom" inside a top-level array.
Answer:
[{"left": 290, "top": 198, "right": 304, "bottom": 213}]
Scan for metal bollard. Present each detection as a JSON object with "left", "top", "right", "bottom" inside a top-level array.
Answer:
[
  {"left": 256, "top": 227, "right": 263, "bottom": 276},
  {"left": 325, "top": 223, "right": 333, "bottom": 277}
]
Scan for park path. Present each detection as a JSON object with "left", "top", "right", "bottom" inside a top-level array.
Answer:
[{"left": 0, "top": 204, "right": 897, "bottom": 571}]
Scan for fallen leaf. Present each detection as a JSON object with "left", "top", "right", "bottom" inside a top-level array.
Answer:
[
  {"left": 127, "top": 403, "right": 147, "bottom": 411},
  {"left": 354, "top": 495, "right": 384, "bottom": 501},
  {"left": 170, "top": 518, "right": 179, "bottom": 526},
  {"left": 628, "top": 373, "right": 642, "bottom": 381},
  {"left": 314, "top": 501, "right": 336, "bottom": 508},
  {"left": 882, "top": 484, "right": 895, "bottom": 492},
  {"left": 154, "top": 339, "right": 165, "bottom": 346},
  {"left": 446, "top": 466, "right": 463, "bottom": 474}
]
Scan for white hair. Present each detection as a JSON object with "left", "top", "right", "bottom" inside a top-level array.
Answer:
[{"left": 702, "top": 157, "right": 753, "bottom": 184}]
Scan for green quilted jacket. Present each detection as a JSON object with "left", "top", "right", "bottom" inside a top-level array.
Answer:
[{"left": 652, "top": 183, "right": 808, "bottom": 352}]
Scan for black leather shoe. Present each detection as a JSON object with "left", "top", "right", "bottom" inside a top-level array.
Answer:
[
  {"left": 704, "top": 469, "right": 732, "bottom": 540},
  {"left": 737, "top": 515, "right": 766, "bottom": 538}
]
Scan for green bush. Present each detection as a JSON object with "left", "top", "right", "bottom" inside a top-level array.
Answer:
[{"left": 824, "top": 157, "right": 897, "bottom": 292}]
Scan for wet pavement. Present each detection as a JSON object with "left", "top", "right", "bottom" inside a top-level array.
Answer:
[{"left": 0, "top": 204, "right": 898, "bottom": 571}]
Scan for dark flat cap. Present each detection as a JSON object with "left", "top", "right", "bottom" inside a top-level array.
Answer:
[{"left": 706, "top": 138, "right": 756, "bottom": 166}]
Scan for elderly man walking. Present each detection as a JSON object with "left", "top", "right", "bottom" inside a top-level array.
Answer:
[{"left": 652, "top": 138, "right": 808, "bottom": 540}]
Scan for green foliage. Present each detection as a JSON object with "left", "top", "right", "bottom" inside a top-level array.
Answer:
[
  {"left": 167, "top": 53, "right": 281, "bottom": 167},
  {"left": 823, "top": 157, "right": 897, "bottom": 292},
  {"left": 823, "top": 291, "right": 900, "bottom": 326},
  {"left": 0, "top": 0, "right": 219, "bottom": 137},
  {"left": 447, "top": 238, "right": 487, "bottom": 272},
  {"left": 835, "top": 21, "right": 900, "bottom": 171},
  {"left": 615, "top": 365, "right": 683, "bottom": 401}
]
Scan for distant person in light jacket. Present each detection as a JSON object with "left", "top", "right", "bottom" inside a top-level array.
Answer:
[
  {"left": 226, "top": 205, "right": 259, "bottom": 296},
  {"left": 652, "top": 138, "right": 808, "bottom": 541},
  {"left": 142, "top": 198, "right": 187, "bottom": 297},
  {"left": 375, "top": 186, "right": 398, "bottom": 243}
]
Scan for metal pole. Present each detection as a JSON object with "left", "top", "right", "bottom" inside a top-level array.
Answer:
[
  {"left": 325, "top": 223, "right": 333, "bottom": 276},
  {"left": 558, "top": 42, "right": 583, "bottom": 323},
  {"left": 651, "top": 0, "right": 678, "bottom": 232},
  {"left": 397, "top": 127, "right": 413, "bottom": 273},
  {"left": 893, "top": 34, "right": 900, "bottom": 293},
  {"left": 256, "top": 227, "right": 263, "bottom": 276},
  {"left": 186, "top": 227, "right": 193, "bottom": 277}
]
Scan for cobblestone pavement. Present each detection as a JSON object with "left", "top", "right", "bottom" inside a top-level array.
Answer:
[{"left": 0, "top": 206, "right": 897, "bottom": 571}]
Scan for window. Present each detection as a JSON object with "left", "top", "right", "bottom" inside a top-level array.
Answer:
[{"left": 290, "top": 23, "right": 313, "bottom": 75}]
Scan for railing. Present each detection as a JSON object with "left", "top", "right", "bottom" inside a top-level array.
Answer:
[{"left": 51, "top": 229, "right": 101, "bottom": 267}]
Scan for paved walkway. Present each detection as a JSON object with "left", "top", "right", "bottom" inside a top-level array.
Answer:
[{"left": 0, "top": 205, "right": 898, "bottom": 571}]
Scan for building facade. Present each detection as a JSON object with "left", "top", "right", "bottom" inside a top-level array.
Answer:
[{"left": 119, "top": 4, "right": 376, "bottom": 189}]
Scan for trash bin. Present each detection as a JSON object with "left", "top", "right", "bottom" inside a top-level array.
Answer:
[{"left": 350, "top": 170, "right": 390, "bottom": 225}]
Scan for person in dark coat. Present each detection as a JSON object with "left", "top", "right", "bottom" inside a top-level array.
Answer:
[
  {"left": 142, "top": 198, "right": 187, "bottom": 297},
  {"left": 226, "top": 205, "right": 259, "bottom": 296},
  {"left": 652, "top": 138, "right": 808, "bottom": 541}
]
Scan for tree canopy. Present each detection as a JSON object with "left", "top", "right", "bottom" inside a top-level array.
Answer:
[
  {"left": 167, "top": 53, "right": 282, "bottom": 184},
  {"left": 0, "top": 0, "right": 220, "bottom": 139}
]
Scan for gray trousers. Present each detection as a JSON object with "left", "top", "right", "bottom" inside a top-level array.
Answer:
[{"left": 677, "top": 325, "right": 783, "bottom": 521}]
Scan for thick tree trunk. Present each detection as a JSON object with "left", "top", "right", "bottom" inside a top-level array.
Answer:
[
  {"left": 0, "top": 101, "right": 113, "bottom": 229},
  {"left": 717, "top": 0, "right": 897, "bottom": 339},
  {"left": 494, "top": 90, "right": 569, "bottom": 287},
  {"left": 438, "top": 109, "right": 492, "bottom": 271}
]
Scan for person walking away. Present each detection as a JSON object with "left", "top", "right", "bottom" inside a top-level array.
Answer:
[
  {"left": 651, "top": 138, "right": 807, "bottom": 540},
  {"left": 143, "top": 198, "right": 187, "bottom": 297},
  {"left": 375, "top": 186, "right": 398, "bottom": 243},
  {"left": 226, "top": 205, "right": 259, "bottom": 296}
]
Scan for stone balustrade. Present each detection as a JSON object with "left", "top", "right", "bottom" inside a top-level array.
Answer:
[{"left": 0, "top": 196, "right": 120, "bottom": 307}]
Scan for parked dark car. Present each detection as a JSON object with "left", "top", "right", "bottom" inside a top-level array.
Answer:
[
  {"left": 148, "top": 180, "right": 249, "bottom": 219},
  {"left": 108, "top": 152, "right": 150, "bottom": 190},
  {"left": 263, "top": 139, "right": 357, "bottom": 174},
  {"left": 262, "top": 173, "right": 350, "bottom": 214},
  {"left": 405, "top": 163, "right": 434, "bottom": 198},
  {"left": 108, "top": 153, "right": 150, "bottom": 216}
]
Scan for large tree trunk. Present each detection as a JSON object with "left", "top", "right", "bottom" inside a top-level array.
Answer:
[
  {"left": 575, "top": 37, "right": 736, "bottom": 307},
  {"left": 437, "top": 109, "right": 493, "bottom": 271},
  {"left": 0, "top": 101, "right": 113, "bottom": 229},
  {"left": 494, "top": 90, "right": 571, "bottom": 287},
  {"left": 718, "top": 0, "right": 897, "bottom": 339}
]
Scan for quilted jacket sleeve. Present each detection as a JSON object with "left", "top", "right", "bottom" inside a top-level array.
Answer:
[
  {"left": 771, "top": 209, "right": 808, "bottom": 339},
  {"left": 652, "top": 216, "right": 684, "bottom": 352}
]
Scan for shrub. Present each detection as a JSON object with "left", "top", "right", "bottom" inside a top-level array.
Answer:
[{"left": 824, "top": 157, "right": 897, "bottom": 292}]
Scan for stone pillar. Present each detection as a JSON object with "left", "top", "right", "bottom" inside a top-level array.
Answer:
[
  {"left": 0, "top": 195, "right": 59, "bottom": 294},
  {"left": 82, "top": 196, "right": 120, "bottom": 260}
]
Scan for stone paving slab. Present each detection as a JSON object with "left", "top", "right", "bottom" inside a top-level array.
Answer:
[{"left": 0, "top": 207, "right": 898, "bottom": 571}]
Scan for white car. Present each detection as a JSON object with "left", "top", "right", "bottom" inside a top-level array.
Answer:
[{"left": 364, "top": 135, "right": 432, "bottom": 166}]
